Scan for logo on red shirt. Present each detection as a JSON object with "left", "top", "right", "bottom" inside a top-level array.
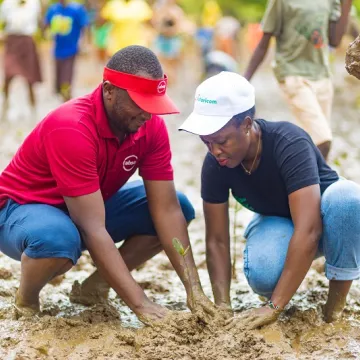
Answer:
[
  {"left": 157, "top": 81, "right": 166, "bottom": 94},
  {"left": 123, "top": 155, "right": 138, "bottom": 172}
]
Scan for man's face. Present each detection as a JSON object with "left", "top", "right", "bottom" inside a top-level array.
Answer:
[
  {"left": 200, "top": 118, "right": 252, "bottom": 168},
  {"left": 104, "top": 83, "right": 152, "bottom": 134}
]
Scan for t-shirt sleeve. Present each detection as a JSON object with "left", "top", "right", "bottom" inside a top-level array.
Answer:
[
  {"left": 138, "top": 118, "right": 174, "bottom": 181},
  {"left": 45, "top": 6, "right": 53, "bottom": 25},
  {"left": 201, "top": 152, "right": 230, "bottom": 204},
  {"left": 43, "top": 128, "right": 100, "bottom": 197},
  {"left": 261, "top": 0, "right": 282, "bottom": 35},
  {"left": 78, "top": 5, "right": 90, "bottom": 28},
  {"left": 330, "top": 0, "right": 341, "bottom": 22},
  {"left": 275, "top": 137, "right": 320, "bottom": 195}
]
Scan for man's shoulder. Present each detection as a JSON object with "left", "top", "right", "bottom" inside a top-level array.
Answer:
[
  {"left": 41, "top": 92, "right": 97, "bottom": 137},
  {"left": 145, "top": 115, "right": 167, "bottom": 133}
]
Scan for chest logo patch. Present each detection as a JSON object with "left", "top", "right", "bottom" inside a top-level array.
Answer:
[{"left": 123, "top": 155, "right": 138, "bottom": 172}]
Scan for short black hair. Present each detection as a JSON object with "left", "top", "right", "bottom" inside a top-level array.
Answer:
[
  {"left": 231, "top": 106, "right": 256, "bottom": 127},
  {"left": 106, "top": 45, "right": 163, "bottom": 79}
]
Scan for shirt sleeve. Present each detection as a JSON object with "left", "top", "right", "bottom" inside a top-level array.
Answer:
[
  {"left": 43, "top": 128, "right": 100, "bottom": 197},
  {"left": 261, "top": 0, "right": 282, "bottom": 36},
  {"left": 138, "top": 118, "right": 174, "bottom": 181},
  {"left": 201, "top": 152, "right": 230, "bottom": 204},
  {"left": 0, "top": 0, "right": 9, "bottom": 22},
  {"left": 330, "top": 0, "right": 341, "bottom": 22},
  {"left": 79, "top": 5, "right": 90, "bottom": 27},
  {"left": 45, "top": 6, "right": 53, "bottom": 25},
  {"left": 275, "top": 137, "right": 320, "bottom": 195}
]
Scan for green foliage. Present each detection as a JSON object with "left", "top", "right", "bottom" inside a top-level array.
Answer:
[
  {"left": 179, "top": 0, "right": 360, "bottom": 23},
  {"left": 172, "top": 238, "right": 190, "bottom": 257}
]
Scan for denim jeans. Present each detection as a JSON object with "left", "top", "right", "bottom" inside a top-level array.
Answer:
[
  {"left": 243, "top": 179, "right": 360, "bottom": 298},
  {"left": 0, "top": 180, "right": 195, "bottom": 265}
]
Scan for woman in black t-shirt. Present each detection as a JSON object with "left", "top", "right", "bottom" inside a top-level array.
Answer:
[{"left": 179, "top": 71, "right": 360, "bottom": 328}]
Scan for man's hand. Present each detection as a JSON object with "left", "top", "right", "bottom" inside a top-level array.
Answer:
[
  {"left": 134, "top": 297, "right": 170, "bottom": 326},
  {"left": 216, "top": 302, "right": 234, "bottom": 319},
  {"left": 225, "top": 306, "right": 281, "bottom": 330},
  {"left": 187, "top": 290, "right": 218, "bottom": 322}
]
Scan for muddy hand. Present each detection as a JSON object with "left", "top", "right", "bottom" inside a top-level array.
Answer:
[
  {"left": 216, "top": 302, "right": 234, "bottom": 320},
  {"left": 135, "top": 298, "right": 170, "bottom": 326},
  {"left": 225, "top": 306, "right": 281, "bottom": 330},
  {"left": 187, "top": 291, "right": 217, "bottom": 322}
]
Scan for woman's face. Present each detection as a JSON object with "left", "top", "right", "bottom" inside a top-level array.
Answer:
[{"left": 200, "top": 117, "right": 252, "bottom": 168}]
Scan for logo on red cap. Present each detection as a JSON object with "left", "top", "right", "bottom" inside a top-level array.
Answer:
[{"left": 157, "top": 81, "right": 166, "bottom": 94}]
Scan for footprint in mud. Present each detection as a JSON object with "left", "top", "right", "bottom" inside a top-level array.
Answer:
[
  {"left": 75, "top": 303, "right": 121, "bottom": 324},
  {"left": 138, "top": 281, "right": 169, "bottom": 293},
  {"left": 0, "top": 268, "right": 13, "bottom": 280}
]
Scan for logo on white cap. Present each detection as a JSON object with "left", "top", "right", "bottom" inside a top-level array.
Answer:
[
  {"left": 123, "top": 155, "right": 138, "bottom": 172},
  {"left": 157, "top": 81, "right": 166, "bottom": 94},
  {"left": 178, "top": 72, "right": 256, "bottom": 136}
]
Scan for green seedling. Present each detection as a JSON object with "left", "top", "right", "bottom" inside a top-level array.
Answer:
[
  {"left": 172, "top": 238, "right": 193, "bottom": 304},
  {"left": 172, "top": 237, "right": 190, "bottom": 257}
]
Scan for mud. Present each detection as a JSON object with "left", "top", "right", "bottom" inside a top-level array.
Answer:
[
  {"left": 346, "top": 35, "right": 360, "bottom": 79},
  {"left": 1, "top": 39, "right": 360, "bottom": 359}
]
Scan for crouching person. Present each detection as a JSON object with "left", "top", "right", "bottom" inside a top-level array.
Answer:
[
  {"left": 179, "top": 71, "right": 360, "bottom": 327},
  {"left": 0, "top": 45, "right": 216, "bottom": 325}
]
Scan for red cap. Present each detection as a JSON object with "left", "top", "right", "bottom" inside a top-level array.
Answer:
[{"left": 103, "top": 67, "right": 179, "bottom": 115}]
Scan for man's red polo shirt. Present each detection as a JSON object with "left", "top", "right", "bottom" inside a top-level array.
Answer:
[{"left": 0, "top": 84, "right": 174, "bottom": 208}]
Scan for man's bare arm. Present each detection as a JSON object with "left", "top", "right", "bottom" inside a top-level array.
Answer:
[
  {"left": 244, "top": 33, "right": 273, "bottom": 81},
  {"left": 144, "top": 180, "right": 201, "bottom": 293},
  {"left": 64, "top": 190, "right": 157, "bottom": 316},
  {"left": 144, "top": 180, "right": 217, "bottom": 316},
  {"left": 328, "top": 0, "right": 353, "bottom": 47}
]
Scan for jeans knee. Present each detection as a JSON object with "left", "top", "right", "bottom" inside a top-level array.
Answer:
[
  {"left": 245, "top": 269, "right": 278, "bottom": 298},
  {"left": 322, "top": 180, "right": 360, "bottom": 216},
  {"left": 244, "top": 248, "right": 280, "bottom": 298},
  {"left": 176, "top": 191, "right": 195, "bottom": 223},
  {"left": 25, "top": 225, "right": 82, "bottom": 265}
]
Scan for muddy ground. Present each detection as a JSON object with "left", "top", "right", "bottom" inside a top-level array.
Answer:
[{"left": 0, "top": 38, "right": 360, "bottom": 359}]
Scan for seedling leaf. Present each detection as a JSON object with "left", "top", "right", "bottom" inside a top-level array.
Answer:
[{"left": 172, "top": 238, "right": 185, "bottom": 256}]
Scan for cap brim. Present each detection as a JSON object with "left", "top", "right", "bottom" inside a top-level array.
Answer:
[
  {"left": 178, "top": 112, "right": 232, "bottom": 136},
  {"left": 128, "top": 91, "right": 180, "bottom": 115}
]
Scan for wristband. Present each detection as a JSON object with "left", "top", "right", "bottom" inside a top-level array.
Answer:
[{"left": 267, "top": 300, "right": 281, "bottom": 310}]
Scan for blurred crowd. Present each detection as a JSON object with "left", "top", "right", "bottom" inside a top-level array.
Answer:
[{"left": 0, "top": 0, "right": 359, "bottom": 120}]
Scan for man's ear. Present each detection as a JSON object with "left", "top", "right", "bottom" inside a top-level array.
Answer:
[{"left": 103, "top": 81, "right": 115, "bottom": 99}]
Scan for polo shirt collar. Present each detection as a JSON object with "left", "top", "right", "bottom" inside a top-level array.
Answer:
[{"left": 92, "top": 84, "right": 148, "bottom": 144}]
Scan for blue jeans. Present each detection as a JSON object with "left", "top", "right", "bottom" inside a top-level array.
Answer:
[
  {"left": 243, "top": 179, "right": 360, "bottom": 298},
  {"left": 0, "top": 180, "right": 195, "bottom": 265}
]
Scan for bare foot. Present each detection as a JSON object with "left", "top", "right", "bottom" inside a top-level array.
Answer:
[
  {"left": 69, "top": 280, "right": 109, "bottom": 306},
  {"left": 14, "top": 290, "right": 40, "bottom": 319}
]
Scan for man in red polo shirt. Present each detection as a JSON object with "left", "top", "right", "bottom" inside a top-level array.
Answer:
[{"left": 0, "top": 45, "right": 216, "bottom": 324}]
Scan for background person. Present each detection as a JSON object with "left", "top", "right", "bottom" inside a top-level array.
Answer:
[
  {"left": 244, "top": 0, "right": 353, "bottom": 160},
  {"left": 0, "top": 0, "right": 42, "bottom": 119},
  {"left": 45, "top": 0, "right": 89, "bottom": 102}
]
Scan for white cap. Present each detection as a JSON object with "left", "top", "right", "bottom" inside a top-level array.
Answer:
[{"left": 179, "top": 72, "right": 255, "bottom": 136}]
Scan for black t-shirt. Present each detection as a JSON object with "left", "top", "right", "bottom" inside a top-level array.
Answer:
[{"left": 201, "top": 119, "right": 339, "bottom": 218}]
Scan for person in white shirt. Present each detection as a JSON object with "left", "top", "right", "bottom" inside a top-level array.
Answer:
[{"left": 0, "top": 0, "right": 43, "bottom": 119}]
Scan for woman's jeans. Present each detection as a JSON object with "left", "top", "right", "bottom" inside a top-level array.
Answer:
[{"left": 243, "top": 179, "right": 360, "bottom": 298}]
